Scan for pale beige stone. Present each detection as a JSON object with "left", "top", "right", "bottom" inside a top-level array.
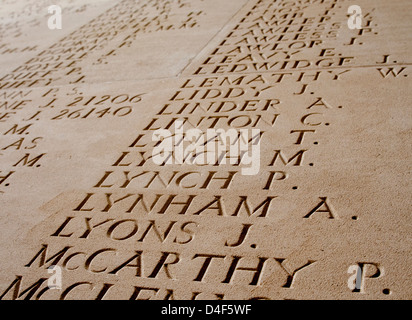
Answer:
[{"left": 0, "top": 0, "right": 410, "bottom": 300}]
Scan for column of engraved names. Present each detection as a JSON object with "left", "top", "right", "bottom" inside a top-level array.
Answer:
[
  {"left": 182, "top": 0, "right": 406, "bottom": 299},
  {"left": 2, "top": 0, "right": 408, "bottom": 300},
  {"left": 188, "top": 0, "right": 398, "bottom": 86},
  {"left": 1, "top": 0, "right": 343, "bottom": 300},
  {"left": 0, "top": 0, "right": 203, "bottom": 192},
  {"left": 0, "top": 0, "right": 201, "bottom": 90},
  {"left": 0, "top": 73, "right": 339, "bottom": 300}
]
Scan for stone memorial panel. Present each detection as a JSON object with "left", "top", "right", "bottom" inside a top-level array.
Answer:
[{"left": 0, "top": 0, "right": 410, "bottom": 300}]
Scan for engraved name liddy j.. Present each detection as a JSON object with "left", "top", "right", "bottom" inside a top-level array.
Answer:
[{"left": 151, "top": 120, "right": 261, "bottom": 175}]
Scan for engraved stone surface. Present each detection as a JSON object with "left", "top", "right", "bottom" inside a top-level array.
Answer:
[{"left": 0, "top": 0, "right": 411, "bottom": 300}]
